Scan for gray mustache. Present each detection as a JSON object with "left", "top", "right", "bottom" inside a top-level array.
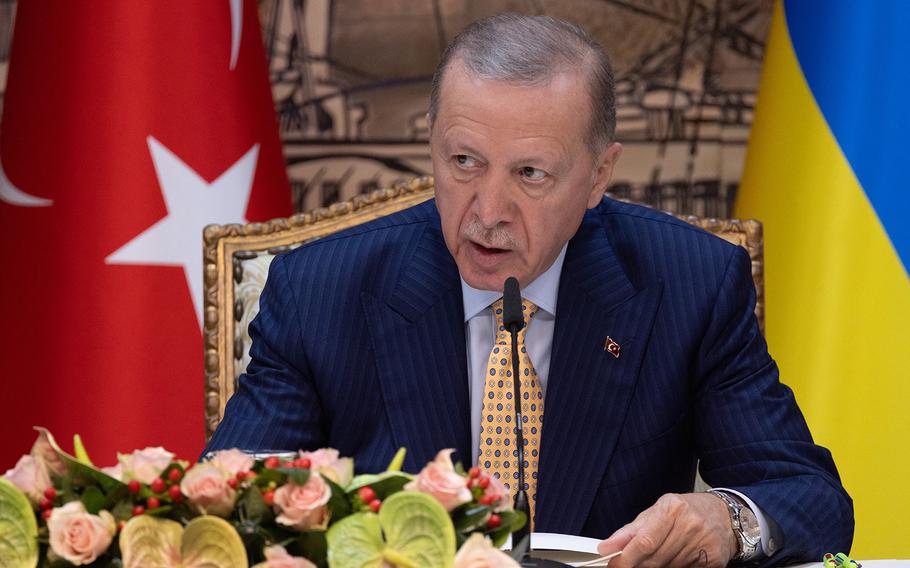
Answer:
[{"left": 463, "top": 218, "right": 518, "bottom": 249}]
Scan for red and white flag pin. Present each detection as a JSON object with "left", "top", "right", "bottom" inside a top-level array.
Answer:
[{"left": 604, "top": 336, "right": 621, "bottom": 358}]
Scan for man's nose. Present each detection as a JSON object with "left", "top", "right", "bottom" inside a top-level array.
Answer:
[{"left": 472, "top": 171, "right": 513, "bottom": 229}]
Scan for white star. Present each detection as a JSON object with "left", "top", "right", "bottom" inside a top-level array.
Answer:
[{"left": 106, "top": 136, "right": 258, "bottom": 329}]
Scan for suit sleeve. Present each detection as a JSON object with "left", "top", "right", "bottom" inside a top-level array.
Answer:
[
  {"left": 693, "top": 245, "right": 854, "bottom": 565},
  {"left": 205, "top": 253, "right": 326, "bottom": 454}
]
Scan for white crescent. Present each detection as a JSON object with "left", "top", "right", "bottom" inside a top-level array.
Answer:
[{"left": 0, "top": 159, "right": 53, "bottom": 207}]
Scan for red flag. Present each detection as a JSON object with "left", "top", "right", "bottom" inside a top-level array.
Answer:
[{"left": 0, "top": 2, "right": 290, "bottom": 466}]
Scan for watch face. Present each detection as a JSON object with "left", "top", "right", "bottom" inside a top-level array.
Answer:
[{"left": 739, "top": 505, "right": 762, "bottom": 543}]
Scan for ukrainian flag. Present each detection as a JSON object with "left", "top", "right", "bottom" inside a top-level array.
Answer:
[{"left": 736, "top": 1, "right": 910, "bottom": 558}]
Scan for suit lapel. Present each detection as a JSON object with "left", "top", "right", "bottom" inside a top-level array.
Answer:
[
  {"left": 361, "top": 219, "right": 473, "bottom": 471},
  {"left": 535, "top": 212, "right": 664, "bottom": 534}
]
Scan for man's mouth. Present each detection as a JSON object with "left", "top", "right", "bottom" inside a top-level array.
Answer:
[{"left": 470, "top": 241, "right": 510, "bottom": 255}]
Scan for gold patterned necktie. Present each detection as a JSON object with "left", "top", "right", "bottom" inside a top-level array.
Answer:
[{"left": 478, "top": 297, "right": 544, "bottom": 526}]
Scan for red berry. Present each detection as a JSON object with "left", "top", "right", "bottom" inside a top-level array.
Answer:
[
  {"left": 42, "top": 509, "right": 53, "bottom": 521},
  {"left": 117, "top": 520, "right": 126, "bottom": 532},
  {"left": 236, "top": 471, "right": 247, "bottom": 481},
  {"left": 487, "top": 514, "right": 502, "bottom": 529},
  {"left": 479, "top": 495, "right": 495, "bottom": 506},
  {"left": 264, "top": 456, "right": 281, "bottom": 469},
  {"left": 44, "top": 487, "right": 57, "bottom": 501},
  {"left": 478, "top": 477, "right": 490, "bottom": 489},
  {"left": 358, "top": 486, "right": 377, "bottom": 503},
  {"left": 227, "top": 478, "right": 239, "bottom": 490},
  {"left": 168, "top": 468, "right": 183, "bottom": 482},
  {"left": 150, "top": 478, "right": 166, "bottom": 493},
  {"left": 263, "top": 490, "right": 275, "bottom": 506},
  {"left": 245, "top": 471, "right": 257, "bottom": 480},
  {"left": 132, "top": 505, "right": 145, "bottom": 516},
  {"left": 39, "top": 498, "right": 53, "bottom": 510},
  {"left": 127, "top": 480, "right": 141, "bottom": 494},
  {"left": 168, "top": 485, "right": 183, "bottom": 501},
  {"left": 466, "top": 478, "right": 475, "bottom": 488},
  {"left": 369, "top": 499, "right": 382, "bottom": 513},
  {"left": 298, "top": 458, "right": 311, "bottom": 469},
  {"left": 469, "top": 467, "right": 481, "bottom": 478},
  {"left": 147, "top": 497, "right": 161, "bottom": 509}
]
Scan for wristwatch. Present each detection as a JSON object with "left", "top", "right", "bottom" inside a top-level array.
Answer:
[{"left": 708, "top": 490, "right": 762, "bottom": 562}]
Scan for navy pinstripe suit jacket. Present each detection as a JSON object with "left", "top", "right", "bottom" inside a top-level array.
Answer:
[{"left": 207, "top": 197, "right": 853, "bottom": 564}]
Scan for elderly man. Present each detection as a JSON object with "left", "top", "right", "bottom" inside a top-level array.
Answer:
[{"left": 207, "top": 13, "right": 853, "bottom": 566}]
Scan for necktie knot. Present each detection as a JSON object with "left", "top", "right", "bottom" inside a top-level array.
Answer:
[{"left": 492, "top": 297, "right": 539, "bottom": 345}]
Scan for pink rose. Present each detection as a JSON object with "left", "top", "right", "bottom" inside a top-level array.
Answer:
[
  {"left": 454, "top": 533, "right": 521, "bottom": 568},
  {"left": 209, "top": 448, "right": 255, "bottom": 476},
  {"left": 404, "top": 449, "right": 472, "bottom": 511},
  {"left": 180, "top": 463, "right": 237, "bottom": 517},
  {"left": 118, "top": 447, "right": 175, "bottom": 484},
  {"left": 299, "top": 448, "right": 353, "bottom": 486},
  {"left": 252, "top": 545, "right": 317, "bottom": 568},
  {"left": 273, "top": 473, "right": 332, "bottom": 530},
  {"left": 47, "top": 501, "right": 116, "bottom": 565},
  {"left": 483, "top": 473, "right": 512, "bottom": 512},
  {"left": 3, "top": 454, "right": 52, "bottom": 505}
]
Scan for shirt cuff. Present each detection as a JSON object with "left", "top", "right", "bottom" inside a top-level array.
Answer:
[{"left": 712, "top": 487, "right": 783, "bottom": 559}]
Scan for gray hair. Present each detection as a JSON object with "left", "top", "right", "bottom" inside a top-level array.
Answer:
[{"left": 428, "top": 13, "right": 616, "bottom": 154}]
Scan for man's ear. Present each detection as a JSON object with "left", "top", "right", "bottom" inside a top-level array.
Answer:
[{"left": 587, "top": 142, "right": 623, "bottom": 208}]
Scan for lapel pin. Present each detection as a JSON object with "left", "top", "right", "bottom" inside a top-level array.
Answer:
[{"left": 604, "top": 336, "right": 621, "bottom": 358}]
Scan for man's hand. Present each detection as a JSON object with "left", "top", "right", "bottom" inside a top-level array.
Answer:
[{"left": 597, "top": 493, "right": 738, "bottom": 567}]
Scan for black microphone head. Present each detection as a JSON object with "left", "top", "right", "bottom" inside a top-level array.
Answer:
[{"left": 502, "top": 276, "right": 525, "bottom": 332}]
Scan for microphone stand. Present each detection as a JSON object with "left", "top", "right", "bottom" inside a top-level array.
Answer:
[{"left": 502, "top": 277, "right": 569, "bottom": 568}]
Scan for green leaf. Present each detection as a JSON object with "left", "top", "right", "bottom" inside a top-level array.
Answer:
[
  {"left": 0, "top": 478, "right": 39, "bottom": 568},
  {"left": 254, "top": 468, "right": 284, "bottom": 488},
  {"left": 347, "top": 471, "right": 413, "bottom": 497},
  {"left": 326, "top": 493, "right": 456, "bottom": 568},
  {"left": 323, "top": 476, "right": 352, "bottom": 523},
  {"left": 326, "top": 513, "right": 384, "bottom": 568},
  {"left": 451, "top": 504, "right": 491, "bottom": 532},
  {"left": 279, "top": 468, "right": 311, "bottom": 486},
  {"left": 489, "top": 510, "right": 526, "bottom": 548},
  {"left": 295, "top": 530, "right": 328, "bottom": 568},
  {"left": 238, "top": 486, "right": 268, "bottom": 523},
  {"left": 80, "top": 485, "right": 105, "bottom": 515}
]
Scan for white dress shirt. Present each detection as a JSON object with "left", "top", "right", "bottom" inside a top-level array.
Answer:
[{"left": 458, "top": 244, "right": 779, "bottom": 558}]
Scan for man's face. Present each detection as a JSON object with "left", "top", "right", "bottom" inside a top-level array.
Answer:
[{"left": 430, "top": 63, "right": 621, "bottom": 291}]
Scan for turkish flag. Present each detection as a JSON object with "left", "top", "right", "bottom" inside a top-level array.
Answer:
[{"left": 0, "top": 2, "right": 290, "bottom": 466}]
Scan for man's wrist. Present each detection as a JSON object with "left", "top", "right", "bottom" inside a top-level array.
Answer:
[{"left": 708, "top": 489, "right": 762, "bottom": 562}]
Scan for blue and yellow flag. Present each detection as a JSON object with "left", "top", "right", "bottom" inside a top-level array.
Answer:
[{"left": 737, "top": 1, "right": 910, "bottom": 558}]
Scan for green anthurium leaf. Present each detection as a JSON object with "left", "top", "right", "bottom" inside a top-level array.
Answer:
[
  {"left": 0, "top": 478, "right": 39, "bottom": 568},
  {"left": 379, "top": 492, "right": 455, "bottom": 568},
  {"left": 80, "top": 486, "right": 105, "bottom": 515},
  {"left": 119, "top": 515, "right": 184, "bottom": 568},
  {"left": 323, "top": 476, "right": 352, "bottom": 523},
  {"left": 326, "top": 512, "right": 384, "bottom": 568},
  {"left": 181, "top": 516, "right": 248, "bottom": 568},
  {"left": 120, "top": 514, "right": 247, "bottom": 568},
  {"left": 33, "top": 427, "right": 125, "bottom": 494}
]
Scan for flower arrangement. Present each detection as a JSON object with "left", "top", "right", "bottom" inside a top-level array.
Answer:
[{"left": 0, "top": 429, "right": 527, "bottom": 567}]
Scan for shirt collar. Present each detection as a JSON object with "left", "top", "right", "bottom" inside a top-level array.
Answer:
[{"left": 460, "top": 243, "right": 567, "bottom": 322}]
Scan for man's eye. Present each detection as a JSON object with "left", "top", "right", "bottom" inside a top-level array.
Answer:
[
  {"left": 519, "top": 166, "right": 547, "bottom": 181},
  {"left": 454, "top": 154, "right": 479, "bottom": 168}
]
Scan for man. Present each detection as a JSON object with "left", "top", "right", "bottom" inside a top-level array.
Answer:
[{"left": 207, "top": 14, "right": 853, "bottom": 566}]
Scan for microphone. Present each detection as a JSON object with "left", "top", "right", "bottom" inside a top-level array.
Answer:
[{"left": 502, "top": 277, "right": 569, "bottom": 568}]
